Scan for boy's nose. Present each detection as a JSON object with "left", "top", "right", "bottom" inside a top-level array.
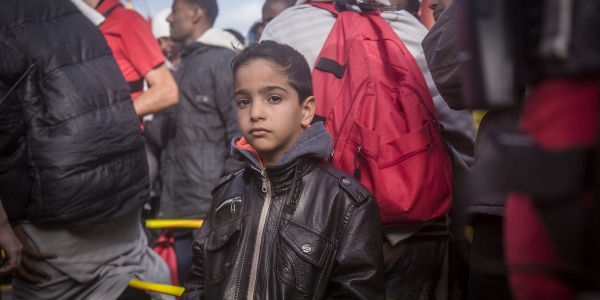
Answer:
[{"left": 249, "top": 102, "right": 266, "bottom": 121}]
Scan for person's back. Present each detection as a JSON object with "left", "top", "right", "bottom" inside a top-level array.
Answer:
[
  {"left": 182, "top": 40, "right": 384, "bottom": 300},
  {"left": 261, "top": 1, "right": 477, "bottom": 298},
  {"left": 261, "top": 1, "right": 475, "bottom": 188},
  {"left": 0, "top": 0, "right": 147, "bottom": 229},
  {"left": 0, "top": 1, "right": 172, "bottom": 298}
]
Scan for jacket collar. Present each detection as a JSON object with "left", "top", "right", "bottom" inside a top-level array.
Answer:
[
  {"left": 231, "top": 121, "right": 333, "bottom": 170},
  {"left": 196, "top": 28, "right": 242, "bottom": 50},
  {"left": 180, "top": 27, "right": 241, "bottom": 58},
  {"left": 232, "top": 121, "right": 333, "bottom": 195}
]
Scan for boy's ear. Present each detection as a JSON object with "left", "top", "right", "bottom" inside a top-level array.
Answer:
[{"left": 301, "top": 96, "right": 316, "bottom": 127}]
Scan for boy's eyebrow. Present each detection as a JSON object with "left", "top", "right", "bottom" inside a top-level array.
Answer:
[
  {"left": 234, "top": 88, "right": 249, "bottom": 96},
  {"left": 260, "top": 85, "right": 288, "bottom": 94},
  {"left": 234, "top": 85, "right": 288, "bottom": 96}
]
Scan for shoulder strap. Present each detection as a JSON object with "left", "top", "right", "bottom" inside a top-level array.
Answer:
[
  {"left": 127, "top": 78, "right": 144, "bottom": 93},
  {"left": 102, "top": 3, "right": 122, "bottom": 18}
]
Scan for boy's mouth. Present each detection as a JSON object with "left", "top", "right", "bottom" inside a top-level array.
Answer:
[{"left": 249, "top": 127, "right": 270, "bottom": 136}]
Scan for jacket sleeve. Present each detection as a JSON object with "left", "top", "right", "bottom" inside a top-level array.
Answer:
[
  {"left": 325, "top": 195, "right": 385, "bottom": 299},
  {"left": 181, "top": 221, "right": 209, "bottom": 300},
  {"left": 421, "top": 3, "right": 465, "bottom": 110},
  {"left": 212, "top": 54, "right": 244, "bottom": 175},
  {"left": 0, "top": 34, "right": 31, "bottom": 226}
]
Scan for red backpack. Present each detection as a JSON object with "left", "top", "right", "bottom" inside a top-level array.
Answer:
[{"left": 311, "top": 2, "right": 453, "bottom": 225}]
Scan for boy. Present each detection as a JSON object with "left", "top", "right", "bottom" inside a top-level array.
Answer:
[{"left": 182, "top": 41, "right": 384, "bottom": 299}]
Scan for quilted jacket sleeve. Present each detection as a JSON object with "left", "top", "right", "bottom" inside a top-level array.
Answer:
[{"left": 0, "top": 33, "right": 31, "bottom": 226}]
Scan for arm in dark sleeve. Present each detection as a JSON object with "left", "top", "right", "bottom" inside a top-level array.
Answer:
[
  {"left": 422, "top": 3, "right": 466, "bottom": 110},
  {"left": 181, "top": 222, "right": 209, "bottom": 300},
  {"left": 326, "top": 196, "right": 385, "bottom": 299},
  {"left": 213, "top": 54, "right": 244, "bottom": 175},
  {"left": 0, "top": 34, "right": 31, "bottom": 226}
]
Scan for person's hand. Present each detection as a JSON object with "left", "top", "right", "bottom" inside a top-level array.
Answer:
[
  {"left": 12, "top": 225, "right": 56, "bottom": 284},
  {"left": 0, "top": 220, "right": 22, "bottom": 275}
]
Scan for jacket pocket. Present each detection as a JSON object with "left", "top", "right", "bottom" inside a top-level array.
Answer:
[
  {"left": 204, "top": 219, "right": 242, "bottom": 285},
  {"left": 276, "top": 222, "right": 333, "bottom": 296}
]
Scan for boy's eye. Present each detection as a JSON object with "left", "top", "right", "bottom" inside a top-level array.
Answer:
[
  {"left": 236, "top": 99, "right": 250, "bottom": 108},
  {"left": 267, "top": 95, "right": 282, "bottom": 103}
]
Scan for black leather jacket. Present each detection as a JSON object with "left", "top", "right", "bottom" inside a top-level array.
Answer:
[{"left": 182, "top": 156, "right": 385, "bottom": 299}]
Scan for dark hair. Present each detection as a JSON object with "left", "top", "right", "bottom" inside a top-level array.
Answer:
[
  {"left": 224, "top": 28, "right": 245, "bottom": 45},
  {"left": 184, "top": 0, "right": 218, "bottom": 26},
  {"left": 231, "top": 40, "right": 313, "bottom": 103}
]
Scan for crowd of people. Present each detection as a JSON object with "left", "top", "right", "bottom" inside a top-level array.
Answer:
[{"left": 0, "top": 0, "right": 598, "bottom": 299}]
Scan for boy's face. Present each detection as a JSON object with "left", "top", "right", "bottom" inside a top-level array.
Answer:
[{"left": 234, "top": 58, "right": 315, "bottom": 166}]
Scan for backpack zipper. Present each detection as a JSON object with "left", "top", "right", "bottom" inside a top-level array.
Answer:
[
  {"left": 379, "top": 144, "right": 430, "bottom": 169},
  {"left": 329, "top": 77, "right": 372, "bottom": 164},
  {"left": 247, "top": 166, "right": 272, "bottom": 300},
  {"left": 397, "top": 82, "right": 440, "bottom": 129}
]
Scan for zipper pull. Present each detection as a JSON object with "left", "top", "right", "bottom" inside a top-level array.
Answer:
[
  {"left": 328, "top": 150, "right": 334, "bottom": 163},
  {"left": 261, "top": 169, "right": 267, "bottom": 193},
  {"left": 354, "top": 146, "right": 363, "bottom": 180},
  {"left": 230, "top": 201, "right": 236, "bottom": 213}
]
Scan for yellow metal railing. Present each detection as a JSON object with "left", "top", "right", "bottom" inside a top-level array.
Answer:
[
  {"left": 129, "top": 219, "right": 204, "bottom": 296},
  {"left": 128, "top": 279, "right": 185, "bottom": 297},
  {"left": 145, "top": 219, "right": 203, "bottom": 229}
]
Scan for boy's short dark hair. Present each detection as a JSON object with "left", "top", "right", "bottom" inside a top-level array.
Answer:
[
  {"left": 184, "top": 0, "right": 218, "bottom": 26},
  {"left": 231, "top": 40, "right": 313, "bottom": 103}
]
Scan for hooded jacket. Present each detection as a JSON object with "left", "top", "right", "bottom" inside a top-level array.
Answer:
[
  {"left": 0, "top": 0, "right": 149, "bottom": 227},
  {"left": 182, "top": 123, "right": 385, "bottom": 300},
  {"left": 158, "top": 28, "right": 244, "bottom": 219}
]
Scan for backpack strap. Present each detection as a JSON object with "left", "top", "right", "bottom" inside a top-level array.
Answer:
[
  {"left": 127, "top": 78, "right": 144, "bottom": 93},
  {"left": 102, "top": 3, "right": 122, "bottom": 18},
  {"left": 315, "top": 57, "right": 346, "bottom": 79}
]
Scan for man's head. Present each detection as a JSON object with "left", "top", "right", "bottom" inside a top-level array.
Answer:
[
  {"left": 167, "top": 0, "right": 218, "bottom": 45},
  {"left": 232, "top": 41, "right": 315, "bottom": 166},
  {"left": 153, "top": 8, "right": 182, "bottom": 63},
  {"left": 262, "top": 0, "right": 295, "bottom": 27},
  {"left": 429, "top": 0, "right": 452, "bottom": 21}
]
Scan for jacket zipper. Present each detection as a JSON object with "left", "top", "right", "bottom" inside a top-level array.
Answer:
[
  {"left": 215, "top": 196, "right": 242, "bottom": 213},
  {"left": 247, "top": 167, "right": 272, "bottom": 300}
]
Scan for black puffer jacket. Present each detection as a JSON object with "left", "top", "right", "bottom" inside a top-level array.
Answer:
[
  {"left": 0, "top": 0, "right": 149, "bottom": 227},
  {"left": 183, "top": 123, "right": 384, "bottom": 299}
]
